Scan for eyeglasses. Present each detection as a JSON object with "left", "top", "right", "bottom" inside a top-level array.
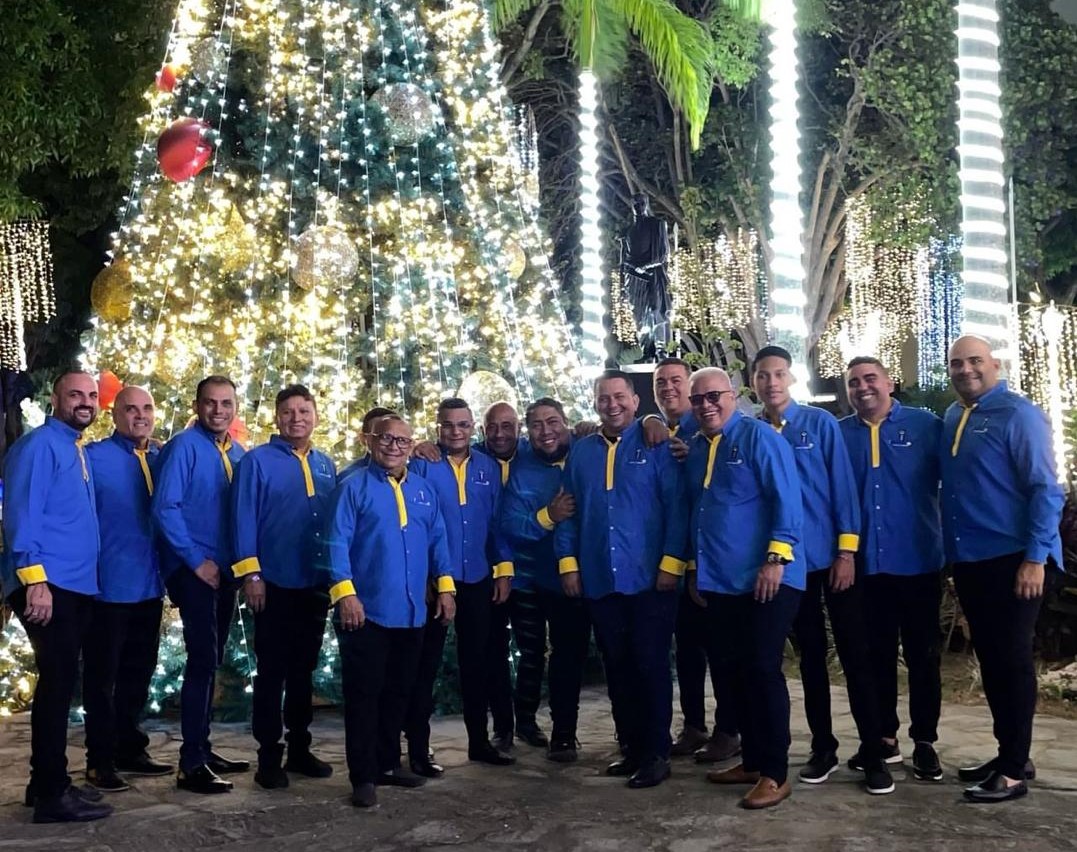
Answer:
[
  {"left": 376, "top": 434, "right": 414, "bottom": 449},
  {"left": 689, "top": 390, "right": 732, "bottom": 407}
]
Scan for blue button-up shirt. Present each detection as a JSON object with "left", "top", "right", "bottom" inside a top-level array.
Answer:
[
  {"left": 325, "top": 464, "right": 454, "bottom": 628},
  {"left": 337, "top": 454, "right": 370, "bottom": 483},
  {"left": 1, "top": 417, "right": 99, "bottom": 597},
  {"left": 499, "top": 447, "right": 568, "bottom": 593},
  {"left": 554, "top": 419, "right": 688, "bottom": 599},
  {"left": 840, "top": 401, "right": 944, "bottom": 576},
  {"left": 666, "top": 409, "right": 699, "bottom": 440},
  {"left": 940, "top": 381, "right": 1064, "bottom": 566},
  {"left": 152, "top": 423, "right": 246, "bottom": 579},
  {"left": 475, "top": 437, "right": 529, "bottom": 485},
  {"left": 231, "top": 436, "right": 337, "bottom": 589},
  {"left": 686, "top": 412, "right": 804, "bottom": 594},
  {"left": 85, "top": 432, "right": 163, "bottom": 602},
  {"left": 762, "top": 400, "right": 861, "bottom": 572},
  {"left": 409, "top": 449, "right": 514, "bottom": 584}
]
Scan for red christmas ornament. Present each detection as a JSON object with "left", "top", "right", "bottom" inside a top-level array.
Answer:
[
  {"left": 229, "top": 418, "right": 250, "bottom": 448},
  {"left": 156, "top": 63, "right": 178, "bottom": 93},
  {"left": 157, "top": 118, "right": 213, "bottom": 182},
  {"left": 98, "top": 371, "right": 123, "bottom": 410}
]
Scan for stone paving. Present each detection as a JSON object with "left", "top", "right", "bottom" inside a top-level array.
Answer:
[{"left": 1, "top": 680, "right": 1076, "bottom": 851}]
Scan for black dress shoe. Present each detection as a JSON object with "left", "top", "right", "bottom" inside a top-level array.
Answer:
[
  {"left": 207, "top": 751, "right": 250, "bottom": 774},
  {"left": 410, "top": 757, "right": 444, "bottom": 778},
  {"left": 490, "top": 731, "right": 514, "bottom": 752},
  {"left": 115, "top": 752, "right": 174, "bottom": 776},
  {"left": 963, "top": 770, "right": 1029, "bottom": 803},
  {"left": 86, "top": 767, "right": 130, "bottom": 792},
  {"left": 468, "top": 743, "right": 516, "bottom": 766},
  {"left": 605, "top": 757, "right": 641, "bottom": 777},
  {"left": 177, "top": 765, "right": 233, "bottom": 794},
  {"left": 627, "top": 757, "right": 672, "bottom": 789},
  {"left": 958, "top": 757, "right": 1036, "bottom": 783},
  {"left": 351, "top": 782, "right": 377, "bottom": 808},
  {"left": 516, "top": 720, "right": 550, "bottom": 748},
  {"left": 377, "top": 768, "right": 427, "bottom": 788},
  {"left": 547, "top": 736, "right": 579, "bottom": 763},
  {"left": 254, "top": 766, "right": 290, "bottom": 789},
  {"left": 33, "top": 786, "right": 113, "bottom": 824},
  {"left": 25, "top": 783, "right": 104, "bottom": 807},
  {"left": 284, "top": 751, "right": 334, "bottom": 778}
]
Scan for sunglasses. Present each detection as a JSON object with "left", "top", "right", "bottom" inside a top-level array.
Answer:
[{"left": 688, "top": 390, "right": 731, "bottom": 406}]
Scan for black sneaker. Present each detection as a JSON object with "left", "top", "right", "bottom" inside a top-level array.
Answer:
[
  {"left": 254, "top": 766, "right": 290, "bottom": 789},
  {"left": 547, "top": 737, "right": 579, "bottom": 763},
  {"left": 847, "top": 741, "right": 902, "bottom": 771},
  {"left": 377, "top": 768, "right": 426, "bottom": 788},
  {"left": 115, "top": 752, "right": 174, "bottom": 776},
  {"left": 671, "top": 725, "right": 709, "bottom": 757},
  {"left": 25, "top": 783, "right": 103, "bottom": 808},
  {"left": 865, "top": 762, "right": 895, "bottom": 795},
  {"left": 912, "top": 742, "right": 944, "bottom": 781},
  {"left": 33, "top": 786, "right": 113, "bottom": 824},
  {"left": 798, "top": 751, "right": 839, "bottom": 784},
  {"left": 86, "top": 768, "right": 130, "bottom": 792},
  {"left": 516, "top": 720, "right": 550, "bottom": 749}
]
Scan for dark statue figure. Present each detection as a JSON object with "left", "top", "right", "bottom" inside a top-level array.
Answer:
[{"left": 619, "top": 193, "right": 671, "bottom": 360}]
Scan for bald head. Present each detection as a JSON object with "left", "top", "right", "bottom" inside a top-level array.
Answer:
[
  {"left": 948, "top": 335, "right": 1001, "bottom": 404},
  {"left": 483, "top": 401, "right": 520, "bottom": 460},
  {"left": 113, "top": 385, "right": 156, "bottom": 445}
]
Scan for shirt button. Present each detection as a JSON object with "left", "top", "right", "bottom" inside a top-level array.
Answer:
[{"left": 875, "top": 505, "right": 881, "bottom": 510}]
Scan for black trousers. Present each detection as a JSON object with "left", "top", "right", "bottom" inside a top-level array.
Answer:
[
  {"left": 337, "top": 621, "right": 423, "bottom": 786},
  {"left": 403, "top": 606, "right": 448, "bottom": 762},
  {"left": 675, "top": 588, "right": 738, "bottom": 736},
  {"left": 543, "top": 590, "right": 591, "bottom": 740},
  {"left": 14, "top": 585, "right": 93, "bottom": 800},
  {"left": 164, "top": 569, "right": 237, "bottom": 772},
  {"left": 251, "top": 582, "right": 329, "bottom": 767},
  {"left": 707, "top": 586, "right": 801, "bottom": 784},
  {"left": 454, "top": 577, "right": 496, "bottom": 748},
  {"left": 864, "top": 572, "right": 942, "bottom": 744},
  {"left": 83, "top": 597, "right": 164, "bottom": 771},
  {"left": 588, "top": 589, "right": 678, "bottom": 763},
  {"left": 792, "top": 568, "right": 883, "bottom": 760},
  {"left": 953, "top": 552, "right": 1044, "bottom": 780},
  {"left": 488, "top": 588, "right": 548, "bottom": 735}
]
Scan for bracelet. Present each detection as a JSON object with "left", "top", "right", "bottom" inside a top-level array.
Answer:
[{"left": 247, "top": 574, "right": 263, "bottom": 583}]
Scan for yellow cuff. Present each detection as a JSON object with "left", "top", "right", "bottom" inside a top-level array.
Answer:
[
  {"left": 536, "top": 507, "right": 555, "bottom": 531},
  {"left": 232, "top": 556, "right": 262, "bottom": 578},
  {"left": 492, "top": 561, "right": 514, "bottom": 579},
  {"left": 329, "top": 580, "right": 356, "bottom": 605},
  {"left": 558, "top": 556, "right": 579, "bottom": 575},
  {"left": 837, "top": 533, "right": 860, "bottom": 553},
  {"left": 686, "top": 560, "right": 697, "bottom": 572},
  {"left": 437, "top": 575, "right": 457, "bottom": 594},
  {"left": 16, "top": 564, "right": 47, "bottom": 585},
  {"left": 767, "top": 541, "right": 794, "bottom": 562},
  {"left": 658, "top": 555, "right": 687, "bottom": 576}
]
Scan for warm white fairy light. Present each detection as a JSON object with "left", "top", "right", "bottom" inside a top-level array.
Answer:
[
  {"left": 1034, "top": 304, "right": 1072, "bottom": 486},
  {"left": 0, "top": 221, "right": 55, "bottom": 371},
  {"left": 576, "top": 68, "right": 606, "bottom": 372},
  {"left": 955, "top": 0, "right": 1014, "bottom": 372}
]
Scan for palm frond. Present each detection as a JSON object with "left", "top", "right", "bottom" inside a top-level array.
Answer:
[
  {"left": 617, "top": 0, "right": 716, "bottom": 149},
  {"left": 491, "top": 0, "right": 545, "bottom": 32},
  {"left": 720, "top": 0, "right": 765, "bottom": 22}
]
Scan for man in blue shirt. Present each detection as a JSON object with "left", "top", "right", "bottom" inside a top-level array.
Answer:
[
  {"left": 2, "top": 370, "right": 111, "bottom": 823},
  {"left": 554, "top": 369, "right": 688, "bottom": 789},
  {"left": 326, "top": 414, "right": 456, "bottom": 808},
  {"left": 684, "top": 367, "right": 803, "bottom": 809},
  {"left": 82, "top": 386, "right": 171, "bottom": 793},
  {"left": 407, "top": 398, "right": 516, "bottom": 770},
  {"left": 338, "top": 406, "right": 396, "bottom": 482},
  {"left": 840, "top": 357, "right": 945, "bottom": 783},
  {"left": 752, "top": 346, "right": 892, "bottom": 795},
  {"left": 152, "top": 375, "right": 249, "bottom": 794},
  {"left": 941, "top": 335, "right": 1064, "bottom": 803},
  {"left": 500, "top": 397, "right": 590, "bottom": 763},
  {"left": 232, "top": 384, "right": 337, "bottom": 790},
  {"left": 649, "top": 357, "right": 740, "bottom": 765}
]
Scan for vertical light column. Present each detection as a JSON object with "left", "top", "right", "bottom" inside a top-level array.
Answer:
[
  {"left": 765, "top": 0, "right": 810, "bottom": 388},
  {"left": 576, "top": 68, "right": 607, "bottom": 371},
  {"left": 1039, "top": 304, "right": 1069, "bottom": 484},
  {"left": 956, "top": 1, "right": 1013, "bottom": 366}
]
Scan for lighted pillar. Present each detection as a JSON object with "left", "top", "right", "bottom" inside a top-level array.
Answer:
[
  {"left": 956, "top": 1, "right": 1013, "bottom": 368},
  {"left": 576, "top": 67, "right": 607, "bottom": 370}
]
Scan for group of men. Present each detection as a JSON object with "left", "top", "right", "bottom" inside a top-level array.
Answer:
[{"left": 0, "top": 333, "right": 1063, "bottom": 822}]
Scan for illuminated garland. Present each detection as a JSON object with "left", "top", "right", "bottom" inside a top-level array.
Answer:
[
  {"left": 0, "top": 221, "right": 55, "bottom": 371},
  {"left": 1020, "top": 302, "right": 1077, "bottom": 486},
  {"left": 918, "top": 236, "right": 964, "bottom": 388}
]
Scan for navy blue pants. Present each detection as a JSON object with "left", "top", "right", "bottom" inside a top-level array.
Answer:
[
  {"left": 165, "top": 569, "right": 237, "bottom": 772},
  {"left": 588, "top": 589, "right": 678, "bottom": 763},
  {"left": 676, "top": 588, "right": 738, "bottom": 736}
]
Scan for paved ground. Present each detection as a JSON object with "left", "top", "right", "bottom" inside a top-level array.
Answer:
[{"left": 1, "top": 681, "right": 1076, "bottom": 851}]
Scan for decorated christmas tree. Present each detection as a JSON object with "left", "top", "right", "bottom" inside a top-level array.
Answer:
[{"left": 83, "top": 0, "right": 587, "bottom": 456}]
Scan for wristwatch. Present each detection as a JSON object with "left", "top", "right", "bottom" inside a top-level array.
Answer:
[
  {"left": 247, "top": 574, "right": 263, "bottom": 583},
  {"left": 766, "top": 552, "right": 790, "bottom": 565}
]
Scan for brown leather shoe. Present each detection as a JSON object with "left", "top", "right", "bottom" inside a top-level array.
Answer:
[
  {"left": 706, "top": 763, "right": 761, "bottom": 785},
  {"left": 740, "top": 777, "right": 791, "bottom": 809}
]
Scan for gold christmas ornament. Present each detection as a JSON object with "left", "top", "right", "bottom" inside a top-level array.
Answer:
[
  {"left": 456, "top": 370, "right": 518, "bottom": 418},
  {"left": 189, "top": 36, "right": 226, "bottom": 82},
  {"left": 370, "top": 82, "right": 441, "bottom": 146},
  {"left": 91, "top": 260, "right": 134, "bottom": 323},
  {"left": 218, "top": 208, "right": 258, "bottom": 275},
  {"left": 505, "top": 240, "right": 527, "bottom": 280},
  {"left": 292, "top": 225, "right": 360, "bottom": 291}
]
